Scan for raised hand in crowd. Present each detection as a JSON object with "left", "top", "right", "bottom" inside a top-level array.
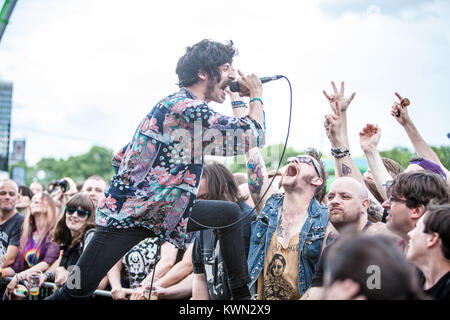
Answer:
[
  {"left": 323, "top": 81, "right": 356, "bottom": 113},
  {"left": 359, "top": 123, "right": 381, "bottom": 153},
  {"left": 391, "top": 92, "right": 450, "bottom": 184},
  {"left": 323, "top": 100, "right": 343, "bottom": 144},
  {"left": 391, "top": 92, "right": 411, "bottom": 126},
  {"left": 323, "top": 81, "right": 356, "bottom": 147},
  {"left": 359, "top": 123, "right": 392, "bottom": 201},
  {"left": 323, "top": 82, "right": 385, "bottom": 221},
  {"left": 323, "top": 87, "right": 361, "bottom": 183}
]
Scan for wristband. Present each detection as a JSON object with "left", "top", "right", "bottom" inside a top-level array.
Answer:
[
  {"left": 231, "top": 100, "right": 246, "bottom": 106},
  {"left": 44, "top": 271, "right": 53, "bottom": 282},
  {"left": 232, "top": 103, "right": 248, "bottom": 109},
  {"left": 249, "top": 97, "right": 263, "bottom": 105},
  {"left": 0, "top": 269, "right": 5, "bottom": 280},
  {"left": 331, "top": 146, "right": 350, "bottom": 158}
]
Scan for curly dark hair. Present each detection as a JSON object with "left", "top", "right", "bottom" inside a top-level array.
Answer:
[{"left": 176, "top": 39, "right": 238, "bottom": 87}]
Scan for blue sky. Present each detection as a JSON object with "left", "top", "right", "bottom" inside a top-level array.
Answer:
[{"left": 0, "top": 0, "right": 449, "bottom": 168}]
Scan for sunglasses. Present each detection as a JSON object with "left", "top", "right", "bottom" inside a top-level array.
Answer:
[
  {"left": 65, "top": 206, "right": 90, "bottom": 218},
  {"left": 287, "top": 156, "right": 321, "bottom": 179}
]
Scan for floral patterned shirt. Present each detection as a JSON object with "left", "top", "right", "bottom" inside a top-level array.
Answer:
[{"left": 96, "top": 87, "right": 265, "bottom": 249}]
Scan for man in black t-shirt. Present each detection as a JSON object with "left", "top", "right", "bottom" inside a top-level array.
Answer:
[
  {"left": 192, "top": 202, "right": 254, "bottom": 300},
  {"left": 0, "top": 179, "right": 24, "bottom": 270},
  {"left": 191, "top": 162, "right": 255, "bottom": 300}
]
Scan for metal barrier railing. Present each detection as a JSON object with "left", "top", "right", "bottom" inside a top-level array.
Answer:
[{"left": 1, "top": 276, "right": 113, "bottom": 299}]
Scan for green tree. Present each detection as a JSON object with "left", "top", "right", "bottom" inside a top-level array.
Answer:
[
  {"left": 431, "top": 145, "right": 450, "bottom": 169},
  {"left": 379, "top": 145, "right": 449, "bottom": 169},
  {"left": 379, "top": 146, "right": 415, "bottom": 168},
  {"left": 29, "top": 145, "right": 115, "bottom": 186}
]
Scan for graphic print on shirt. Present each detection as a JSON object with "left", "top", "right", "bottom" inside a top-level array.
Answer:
[
  {"left": 123, "top": 237, "right": 159, "bottom": 288},
  {"left": 0, "top": 231, "right": 8, "bottom": 256},
  {"left": 203, "top": 239, "right": 226, "bottom": 298},
  {"left": 25, "top": 248, "right": 40, "bottom": 267},
  {"left": 262, "top": 253, "right": 297, "bottom": 300}
]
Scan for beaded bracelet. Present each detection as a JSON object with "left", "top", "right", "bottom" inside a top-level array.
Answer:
[{"left": 331, "top": 146, "right": 350, "bottom": 158}]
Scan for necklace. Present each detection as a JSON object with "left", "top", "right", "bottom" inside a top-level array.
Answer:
[{"left": 33, "top": 231, "right": 40, "bottom": 243}]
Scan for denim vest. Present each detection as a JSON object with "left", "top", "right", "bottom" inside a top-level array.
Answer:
[{"left": 247, "top": 193, "right": 329, "bottom": 297}]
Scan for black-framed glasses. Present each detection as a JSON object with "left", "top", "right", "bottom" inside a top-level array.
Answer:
[
  {"left": 287, "top": 156, "right": 321, "bottom": 179},
  {"left": 65, "top": 206, "right": 90, "bottom": 218},
  {"left": 389, "top": 196, "right": 407, "bottom": 204}
]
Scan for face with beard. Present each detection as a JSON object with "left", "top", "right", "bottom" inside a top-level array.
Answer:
[
  {"left": 203, "top": 63, "right": 236, "bottom": 103},
  {"left": 280, "top": 155, "right": 321, "bottom": 193},
  {"left": 326, "top": 177, "right": 369, "bottom": 231}
]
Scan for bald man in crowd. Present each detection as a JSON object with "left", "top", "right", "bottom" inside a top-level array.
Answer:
[
  {"left": 0, "top": 179, "right": 24, "bottom": 269},
  {"left": 301, "top": 176, "right": 396, "bottom": 299}
]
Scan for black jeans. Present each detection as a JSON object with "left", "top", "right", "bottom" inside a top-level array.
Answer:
[{"left": 46, "top": 200, "right": 250, "bottom": 300}]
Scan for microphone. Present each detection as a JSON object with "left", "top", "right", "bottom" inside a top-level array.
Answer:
[{"left": 229, "top": 75, "right": 283, "bottom": 92}]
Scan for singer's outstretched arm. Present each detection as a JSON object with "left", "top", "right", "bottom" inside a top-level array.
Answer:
[{"left": 228, "top": 90, "right": 274, "bottom": 212}]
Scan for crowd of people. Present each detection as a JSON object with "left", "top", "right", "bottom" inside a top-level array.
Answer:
[{"left": 0, "top": 39, "right": 449, "bottom": 301}]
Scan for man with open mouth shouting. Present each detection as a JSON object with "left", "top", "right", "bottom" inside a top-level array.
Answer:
[{"left": 243, "top": 139, "right": 330, "bottom": 299}]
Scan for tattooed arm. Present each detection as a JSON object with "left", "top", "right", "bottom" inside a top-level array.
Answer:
[
  {"left": 323, "top": 98, "right": 367, "bottom": 188},
  {"left": 367, "top": 199, "right": 384, "bottom": 223},
  {"left": 246, "top": 147, "right": 274, "bottom": 212}
]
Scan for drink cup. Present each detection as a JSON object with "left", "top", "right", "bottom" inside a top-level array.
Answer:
[
  {"left": 143, "top": 286, "right": 158, "bottom": 300},
  {"left": 27, "top": 270, "right": 42, "bottom": 297}
]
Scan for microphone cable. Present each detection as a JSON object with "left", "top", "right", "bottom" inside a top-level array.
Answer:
[{"left": 187, "top": 75, "right": 293, "bottom": 230}]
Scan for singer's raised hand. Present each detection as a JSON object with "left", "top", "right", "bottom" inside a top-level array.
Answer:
[
  {"left": 236, "top": 70, "right": 263, "bottom": 98},
  {"left": 323, "top": 81, "right": 356, "bottom": 113}
]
